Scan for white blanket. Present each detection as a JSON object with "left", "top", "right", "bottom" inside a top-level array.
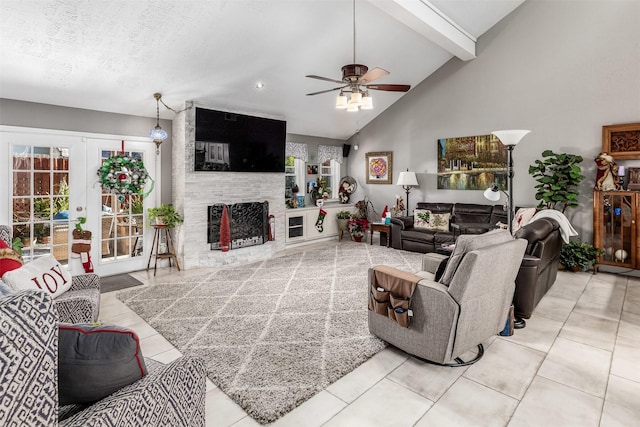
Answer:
[{"left": 530, "top": 209, "right": 578, "bottom": 243}]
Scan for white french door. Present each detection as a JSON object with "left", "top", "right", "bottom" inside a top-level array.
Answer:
[
  {"left": 1, "top": 127, "right": 159, "bottom": 277},
  {"left": 2, "top": 128, "right": 86, "bottom": 274},
  {"left": 85, "top": 138, "right": 158, "bottom": 277}
]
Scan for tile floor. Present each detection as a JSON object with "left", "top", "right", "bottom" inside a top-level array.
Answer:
[{"left": 99, "top": 241, "right": 640, "bottom": 427}]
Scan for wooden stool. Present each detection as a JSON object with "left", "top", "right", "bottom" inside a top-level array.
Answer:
[{"left": 147, "top": 225, "right": 181, "bottom": 276}]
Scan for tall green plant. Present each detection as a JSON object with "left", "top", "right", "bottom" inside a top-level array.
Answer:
[{"left": 528, "top": 150, "right": 584, "bottom": 213}]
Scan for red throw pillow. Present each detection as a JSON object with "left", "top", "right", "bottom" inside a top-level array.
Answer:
[{"left": 0, "top": 238, "right": 23, "bottom": 279}]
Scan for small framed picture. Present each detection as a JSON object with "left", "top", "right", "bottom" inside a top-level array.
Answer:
[
  {"left": 307, "top": 164, "right": 318, "bottom": 175},
  {"left": 602, "top": 122, "right": 640, "bottom": 160},
  {"left": 366, "top": 151, "right": 393, "bottom": 184}
]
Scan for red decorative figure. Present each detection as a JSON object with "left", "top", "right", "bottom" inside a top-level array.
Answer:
[{"left": 220, "top": 204, "right": 231, "bottom": 252}]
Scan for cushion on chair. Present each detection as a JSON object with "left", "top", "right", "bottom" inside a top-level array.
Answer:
[
  {"left": 439, "top": 229, "right": 513, "bottom": 286},
  {"left": 2, "top": 255, "right": 72, "bottom": 298},
  {"left": 58, "top": 323, "right": 147, "bottom": 405}
]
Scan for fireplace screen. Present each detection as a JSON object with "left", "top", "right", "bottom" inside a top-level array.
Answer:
[{"left": 208, "top": 201, "right": 269, "bottom": 250}]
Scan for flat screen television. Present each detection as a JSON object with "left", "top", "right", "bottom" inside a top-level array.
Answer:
[{"left": 195, "top": 107, "right": 286, "bottom": 172}]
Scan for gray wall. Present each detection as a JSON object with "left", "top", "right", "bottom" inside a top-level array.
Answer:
[
  {"left": 347, "top": 0, "right": 640, "bottom": 242},
  {"left": 0, "top": 98, "right": 173, "bottom": 203}
]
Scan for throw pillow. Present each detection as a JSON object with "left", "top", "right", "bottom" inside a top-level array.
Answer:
[
  {"left": 439, "top": 229, "right": 513, "bottom": 286},
  {"left": 0, "top": 238, "right": 23, "bottom": 279},
  {"left": 428, "top": 212, "right": 450, "bottom": 231},
  {"left": 58, "top": 323, "right": 147, "bottom": 405},
  {"left": 512, "top": 207, "right": 537, "bottom": 235},
  {"left": 413, "top": 209, "right": 432, "bottom": 229},
  {"left": 2, "top": 254, "right": 72, "bottom": 298}
]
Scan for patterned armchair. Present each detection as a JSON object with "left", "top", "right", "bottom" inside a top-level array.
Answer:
[
  {"left": 0, "top": 225, "right": 100, "bottom": 323},
  {"left": 0, "top": 290, "right": 206, "bottom": 426}
]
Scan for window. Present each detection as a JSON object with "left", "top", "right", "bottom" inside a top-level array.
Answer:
[
  {"left": 320, "top": 159, "right": 341, "bottom": 200},
  {"left": 285, "top": 156, "right": 305, "bottom": 205}
]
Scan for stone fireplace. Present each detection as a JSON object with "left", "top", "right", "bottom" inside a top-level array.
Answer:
[
  {"left": 208, "top": 201, "right": 269, "bottom": 250},
  {"left": 171, "top": 102, "right": 286, "bottom": 269}
]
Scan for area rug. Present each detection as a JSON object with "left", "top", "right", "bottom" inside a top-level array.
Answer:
[
  {"left": 117, "top": 241, "right": 422, "bottom": 424},
  {"left": 100, "top": 273, "right": 143, "bottom": 293}
]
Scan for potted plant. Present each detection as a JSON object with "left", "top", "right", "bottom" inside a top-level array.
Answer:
[
  {"left": 148, "top": 203, "right": 184, "bottom": 228},
  {"left": 560, "top": 241, "right": 603, "bottom": 272},
  {"left": 528, "top": 150, "right": 585, "bottom": 213},
  {"left": 336, "top": 210, "right": 352, "bottom": 231},
  {"left": 348, "top": 217, "right": 369, "bottom": 242}
]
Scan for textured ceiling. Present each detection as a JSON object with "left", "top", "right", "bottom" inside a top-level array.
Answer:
[{"left": 0, "top": 0, "right": 524, "bottom": 140}]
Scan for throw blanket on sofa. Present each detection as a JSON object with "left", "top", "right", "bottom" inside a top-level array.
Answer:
[
  {"left": 369, "top": 266, "right": 421, "bottom": 328},
  {"left": 531, "top": 209, "right": 578, "bottom": 243}
]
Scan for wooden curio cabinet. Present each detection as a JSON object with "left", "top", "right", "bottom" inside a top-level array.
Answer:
[{"left": 593, "top": 191, "right": 637, "bottom": 268}]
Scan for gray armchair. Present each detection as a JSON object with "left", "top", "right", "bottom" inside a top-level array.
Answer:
[
  {"left": 369, "top": 231, "right": 526, "bottom": 365},
  {"left": 0, "top": 290, "right": 206, "bottom": 426},
  {"left": 0, "top": 224, "right": 100, "bottom": 323}
]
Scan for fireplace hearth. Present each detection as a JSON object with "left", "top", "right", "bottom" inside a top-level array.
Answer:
[{"left": 208, "top": 201, "right": 269, "bottom": 250}]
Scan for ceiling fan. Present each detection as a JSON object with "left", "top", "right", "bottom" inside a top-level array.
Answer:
[{"left": 305, "top": 0, "right": 410, "bottom": 111}]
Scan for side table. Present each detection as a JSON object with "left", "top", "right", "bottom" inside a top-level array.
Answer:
[
  {"left": 147, "top": 225, "right": 181, "bottom": 276},
  {"left": 370, "top": 222, "right": 391, "bottom": 247}
]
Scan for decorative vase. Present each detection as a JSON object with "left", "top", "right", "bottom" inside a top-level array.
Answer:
[
  {"left": 353, "top": 234, "right": 363, "bottom": 242},
  {"left": 155, "top": 216, "right": 165, "bottom": 226},
  {"left": 337, "top": 218, "right": 349, "bottom": 231}
]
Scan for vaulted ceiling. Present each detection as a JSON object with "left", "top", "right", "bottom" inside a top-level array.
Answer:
[{"left": 0, "top": 0, "right": 524, "bottom": 140}]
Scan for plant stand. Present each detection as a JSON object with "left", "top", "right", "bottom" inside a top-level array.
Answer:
[{"left": 147, "top": 225, "right": 180, "bottom": 276}]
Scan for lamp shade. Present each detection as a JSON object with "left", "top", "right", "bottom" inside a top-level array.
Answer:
[
  {"left": 483, "top": 186, "right": 501, "bottom": 202},
  {"left": 349, "top": 92, "right": 362, "bottom": 106},
  {"left": 335, "top": 94, "right": 348, "bottom": 109},
  {"left": 397, "top": 171, "right": 418, "bottom": 187},
  {"left": 491, "top": 130, "right": 531, "bottom": 146},
  {"left": 361, "top": 94, "right": 373, "bottom": 110},
  {"left": 149, "top": 126, "right": 168, "bottom": 142}
]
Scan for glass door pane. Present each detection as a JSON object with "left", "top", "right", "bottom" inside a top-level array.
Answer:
[{"left": 11, "top": 145, "right": 70, "bottom": 264}]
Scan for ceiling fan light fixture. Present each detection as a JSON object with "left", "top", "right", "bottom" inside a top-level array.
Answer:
[
  {"left": 361, "top": 93, "right": 373, "bottom": 110},
  {"left": 346, "top": 103, "right": 359, "bottom": 112},
  {"left": 336, "top": 93, "right": 348, "bottom": 109},
  {"left": 349, "top": 91, "right": 362, "bottom": 107}
]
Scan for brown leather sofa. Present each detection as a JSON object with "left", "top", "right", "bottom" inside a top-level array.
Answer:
[
  {"left": 512, "top": 217, "right": 563, "bottom": 327},
  {"left": 389, "top": 203, "right": 508, "bottom": 253}
]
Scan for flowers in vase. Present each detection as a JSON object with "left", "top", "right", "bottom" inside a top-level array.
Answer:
[{"left": 348, "top": 218, "right": 369, "bottom": 237}]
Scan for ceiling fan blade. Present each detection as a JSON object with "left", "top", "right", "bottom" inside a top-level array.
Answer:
[
  {"left": 306, "top": 86, "right": 347, "bottom": 96},
  {"left": 365, "top": 84, "right": 411, "bottom": 92},
  {"left": 306, "top": 75, "right": 345, "bottom": 84},
  {"left": 358, "top": 67, "right": 389, "bottom": 84}
]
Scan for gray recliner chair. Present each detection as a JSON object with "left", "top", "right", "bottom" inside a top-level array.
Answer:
[{"left": 368, "top": 230, "right": 526, "bottom": 365}]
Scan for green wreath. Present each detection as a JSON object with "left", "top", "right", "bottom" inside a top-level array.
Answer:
[{"left": 97, "top": 155, "right": 151, "bottom": 196}]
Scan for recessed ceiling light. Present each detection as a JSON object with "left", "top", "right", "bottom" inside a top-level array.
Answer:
[{"left": 255, "top": 82, "right": 265, "bottom": 89}]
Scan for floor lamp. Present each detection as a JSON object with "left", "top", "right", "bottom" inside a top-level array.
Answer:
[
  {"left": 397, "top": 169, "right": 419, "bottom": 216},
  {"left": 491, "top": 130, "right": 531, "bottom": 233}
]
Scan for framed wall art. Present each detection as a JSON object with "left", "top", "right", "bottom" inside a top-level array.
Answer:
[
  {"left": 366, "top": 151, "right": 393, "bottom": 184},
  {"left": 602, "top": 122, "right": 640, "bottom": 160},
  {"left": 437, "top": 134, "right": 508, "bottom": 190}
]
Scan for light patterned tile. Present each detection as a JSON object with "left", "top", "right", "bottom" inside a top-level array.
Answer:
[
  {"left": 270, "top": 390, "right": 346, "bottom": 427},
  {"left": 324, "top": 378, "right": 432, "bottom": 427},
  {"left": 618, "top": 310, "right": 640, "bottom": 340},
  {"left": 463, "top": 339, "right": 545, "bottom": 399},
  {"left": 574, "top": 278, "right": 626, "bottom": 321},
  {"left": 508, "top": 376, "right": 602, "bottom": 427},
  {"left": 326, "top": 346, "right": 409, "bottom": 403},
  {"left": 501, "top": 315, "right": 562, "bottom": 353},
  {"left": 600, "top": 374, "right": 640, "bottom": 427},
  {"left": 206, "top": 388, "right": 247, "bottom": 427},
  {"left": 415, "top": 377, "right": 517, "bottom": 427},
  {"left": 559, "top": 310, "right": 618, "bottom": 351},
  {"left": 533, "top": 294, "right": 576, "bottom": 322},
  {"left": 611, "top": 335, "right": 640, "bottom": 382},
  {"left": 387, "top": 356, "right": 468, "bottom": 401},
  {"left": 537, "top": 337, "right": 611, "bottom": 398}
]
